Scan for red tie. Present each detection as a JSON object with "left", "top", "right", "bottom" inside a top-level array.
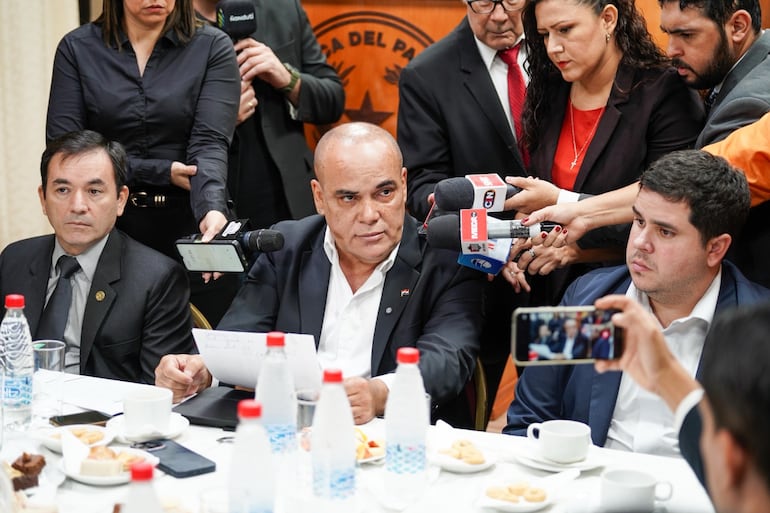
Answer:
[{"left": 498, "top": 43, "right": 529, "bottom": 167}]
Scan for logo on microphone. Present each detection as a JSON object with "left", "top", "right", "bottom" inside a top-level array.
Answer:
[{"left": 483, "top": 190, "right": 496, "bottom": 209}]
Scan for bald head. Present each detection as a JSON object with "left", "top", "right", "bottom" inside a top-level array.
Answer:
[{"left": 314, "top": 122, "right": 403, "bottom": 184}]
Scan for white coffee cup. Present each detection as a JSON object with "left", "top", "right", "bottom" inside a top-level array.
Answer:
[
  {"left": 600, "top": 468, "right": 673, "bottom": 512},
  {"left": 123, "top": 386, "right": 172, "bottom": 438},
  {"left": 526, "top": 419, "right": 591, "bottom": 464}
]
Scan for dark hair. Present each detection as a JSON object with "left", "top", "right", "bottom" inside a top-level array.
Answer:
[
  {"left": 522, "top": 0, "right": 668, "bottom": 152},
  {"left": 96, "top": 0, "right": 199, "bottom": 49},
  {"left": 700, "top": 301, "right": 770, "bottom": 492},
  {"left": 658, "top": 0, "right": 761, "bottom": 34},
  {"left": 638, "top": 150, "right": 749, "bottom": 245},
  {"left": 41, "top": 130, "right": 127, "bottom": 197}
]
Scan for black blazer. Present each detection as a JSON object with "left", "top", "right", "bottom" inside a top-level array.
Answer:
[
  {"left": 219, "top": 215, "right": 484, "bottom": 427},
  {"left": 398, "top": 18, "right": 527, "bottom": 220},
  {"left": 0, "top": 230, "right": 195, "bottom": 383}
]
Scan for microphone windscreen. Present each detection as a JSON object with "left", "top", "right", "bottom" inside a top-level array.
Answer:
[
  {"left": 433, "top": 178, "right": 475, "bottom": 212},
  {"left": 242, "top": 230, "right": 284, "bottom": 252},
  {"left": 426, "top": 215, "right": 461, "bottom": 251},
  {"left": 216, "top": 0, "right": 257, "bottom": 40}
]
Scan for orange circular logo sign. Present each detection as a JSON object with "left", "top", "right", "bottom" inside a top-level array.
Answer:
[{"left": 308, "top": 11, "right": 435, "bottom": 144}]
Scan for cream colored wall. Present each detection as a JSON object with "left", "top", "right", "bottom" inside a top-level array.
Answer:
[{"left": 0, "top": 1, "right": 79, "bottom": 248}]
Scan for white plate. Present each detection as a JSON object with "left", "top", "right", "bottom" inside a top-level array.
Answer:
[
  {"left": 59, "top": 447, "right": 159, "bottom": 486},
  {"left": 39, "top": 424, "right": 114, "bottom": 453},
  {"left": 478, "top": 488, "right": 553, "bottom": 512},
  {"left": 431, "top": 450, "right": 496, "bottom": 473},
  {"left": 106, "top": 412, "right": 189, "bottom": 443},
  {"left": 514, "top": 444, "right": 605, "bottom": 473},
  {"left": 357, "top": 453, "right": 385, "bottom": 465}
]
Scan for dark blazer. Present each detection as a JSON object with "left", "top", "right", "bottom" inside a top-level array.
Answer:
[
  {"left": 548, "top": 333, "right": 588, "bottom": 359},
  {"left": 229, "top": 0, "right": 344, "bottom": 220},
  {"left": 0, "top": 230, "right": 195, "bottom": 384},
  {"left": 504, "top": 262, "right": 770, "bottom": 445},
  {"left": 219, "top": 215, "right": 484, "bottom": 427},
  {"left": 699, "top": 31, "right": 770, "bottom": 288},
  {"left": 398, "top": 18, "right": 527, "bottom": 221},
  {"left": 526, "top": 64, "right": 705, "bottom": 304},
  {"left": 680, "top": 406, "right": 706, "bottom": 487}
]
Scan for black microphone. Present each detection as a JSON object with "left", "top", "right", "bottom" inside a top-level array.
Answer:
[
  {"left": 426, "top": 214, "right": 559, "bottom": 251},
  {"left": 237, "top": 229, "right": 284, "bottom": 253},
  {"left": 216, "top": 0, "right": 257, "bottom": 40},
  {"left": 433, "top": 176, "right": 522, "bottom": 212}
]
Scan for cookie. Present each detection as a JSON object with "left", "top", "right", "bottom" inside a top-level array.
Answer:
[{"left": 523, "top": 487, "right": 547, "bottom": 502}]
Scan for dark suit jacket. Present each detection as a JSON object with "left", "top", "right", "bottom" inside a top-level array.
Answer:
[
  {"left": 680, "top": 405, "right": 706, "bottom": 487},
  {"left": 229, "top": 0, "right": 344, "bottom": 220},
  {"left": 504, "top": 261, "right": 770, "bottom": 446},
  {"left": 219, "top": 215, "right": 484, "bottom": 427},
  {"left": 398, "top": 18, "right": 527, "bottom": 221},
  {"left": 526, "top": 64, "right": 705, "bottom": 304},
  {"left": 0, "top": 230, "right": 195, "bottom": 384},
  {"left": 698, "top": 31, "right": 770, "bottom": 288},
  {"left": 548, "top": 333, "right": 588, "bottom": 359}
]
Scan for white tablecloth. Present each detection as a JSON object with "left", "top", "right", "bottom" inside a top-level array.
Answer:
[{"left": 6, "top": 373, "right": 714, "bottom": 513}]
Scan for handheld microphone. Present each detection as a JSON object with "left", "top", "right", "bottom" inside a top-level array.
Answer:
[
  {"left": 427, "top": 212, "right": 560, "bottom": 251},
  {"left": 216, "top": 0, "right": 257, "bottom": 40},
  {"left": 433, "top": 174, "right": 522, "bottom": 212},
  {"left": 237, "top": 229, "right": 284, "bottom": 253}
]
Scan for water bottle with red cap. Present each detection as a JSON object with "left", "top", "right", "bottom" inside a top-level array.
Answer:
[
  {"left": 384, "top": 347, "right": 429, "bottom": 506},
  {"left": 1, "top": 294, "right": 33, "bottom": 431},
  {"left": 311, "top": 368, "right": 356, "bottom": 511},
  {"left": 122, "top": 462, "right": 163, "bottom": 513},
  {"left": 229, "top": 399, "right": 275, "bottom": 513},
  {"left": 255, "top": 331, "right": 297, "bottom": 453}
]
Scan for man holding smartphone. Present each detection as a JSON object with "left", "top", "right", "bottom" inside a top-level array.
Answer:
[{"left": 504, "top": 150, "right": 770, "bottom": 457}]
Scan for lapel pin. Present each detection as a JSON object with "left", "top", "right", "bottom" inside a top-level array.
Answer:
[
  {"left": 95, "top": 291, "right": 106, "bottom": 301},
  {"left": 385, "top": 307, "right": 393, "bottom": 314},
  {"left": 400, "top": 289, "right": 410, "bottom": 297}
]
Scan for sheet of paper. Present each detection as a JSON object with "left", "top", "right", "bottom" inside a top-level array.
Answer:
[
  {"left": 59, "top": 374, "right": 155, "bottom": 415},
  {"left": 193, "top": 329, "right": 323, "bottom": 391}
]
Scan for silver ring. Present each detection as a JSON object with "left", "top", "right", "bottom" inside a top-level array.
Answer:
[
  {"left": 528, "top": 248, "right": 536, "bottom": 258},
  {"left": 248, "top": 100, "right": 255, "bottom": 108}
]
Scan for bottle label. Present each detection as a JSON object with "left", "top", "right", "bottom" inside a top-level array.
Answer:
[
  {"left": 3, "top": 375, "right": 33, "bottom": 407},
  {"left": 265, "top": 423, "right": 297, "bottom": 454},
  {"left": 386, "top": 443, "right": 427, "bottom": 474},
  {"left": 312, "top": 464, "right": 356, "bottom": 499}
]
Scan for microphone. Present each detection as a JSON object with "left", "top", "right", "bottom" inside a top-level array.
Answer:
[
  {"left": 433, "top": 174, "right": 522, "bottom": 212},
  {"left": 427, "top": 212, "right": 560, "bottom": 251},
  {"left": 216, "top": 0, "right": 257, "bottom": 40},
  {"left": 237, "top": 229, "right": 284, "bottom": 253}
]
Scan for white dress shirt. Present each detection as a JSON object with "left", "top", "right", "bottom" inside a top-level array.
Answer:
[
  {"left": 317, "top": 228, "right": 399, "bottom": 387},
  {"left": 604, "top": 268, "right": 722, "bottom": 456},
  {"left": 474, "top": 34, "right": 528, "bottom": 138},
  {"left": 46, "top": 235, "right": 109, "bottom": 374}
]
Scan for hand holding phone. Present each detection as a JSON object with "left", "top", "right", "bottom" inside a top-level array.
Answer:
[{"left": 512, "top": 306, "right": 624, "bottom": 365}]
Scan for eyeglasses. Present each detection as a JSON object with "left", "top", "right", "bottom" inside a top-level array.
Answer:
[{"left": 467, "top": 0, "right": 526, "bottom": 14}]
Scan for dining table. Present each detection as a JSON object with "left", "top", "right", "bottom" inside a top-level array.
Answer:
[{"left": 3, "top": 371, "right": 715, "bottom": 513}]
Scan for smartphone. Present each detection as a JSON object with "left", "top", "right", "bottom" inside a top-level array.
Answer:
[
  {"left": 131, "top": 439, "right": 216, "bottom": 478},
  {"left": 175, "top": 236, "right": 247, "bottom": 273},
  {"left": 512, "top": 306, "right": 624, "bottom": 365},
  {"left": 49, "top": 410, "right": 113, "bottom": 427}
]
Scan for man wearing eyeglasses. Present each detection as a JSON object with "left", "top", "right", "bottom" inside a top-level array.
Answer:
[{"left": 397, "top": 0, "right": 529, "bottom": 408}]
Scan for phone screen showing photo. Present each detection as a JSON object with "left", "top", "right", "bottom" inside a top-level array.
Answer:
[{"left": 512, "top": 307, "right": 623, "bottom": 365}]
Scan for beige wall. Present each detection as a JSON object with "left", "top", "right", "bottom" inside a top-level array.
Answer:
[{"left": 0, "top": 1, "right": 79, "bottom": 248}]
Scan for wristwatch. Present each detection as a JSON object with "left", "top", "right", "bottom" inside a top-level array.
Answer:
[{"left": 280, "top": 63, "right": 300, "bottom": 94}]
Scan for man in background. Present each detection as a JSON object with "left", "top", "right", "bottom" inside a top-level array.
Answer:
[
  {"left": 0, "top": 130, "right": 194, "bottom": 383},
  {"left": 397, "top": 0, "right": 529, "bottom": 408}
]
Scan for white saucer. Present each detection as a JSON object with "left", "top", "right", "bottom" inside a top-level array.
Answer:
[
  {"left": 39, "top": 424, "right": 114, "bottom": 453},
  {"left": 59, "top": 447, "right": 159, "bottom": 486},
  {"left": 431, "top": 451, "right": 496, "bottom": 473},
  {"left": 106, "top": 412, "right": 189, "bottom": 443},
  {"left": 515, "top": 444, "right": 605, "bottom": 473}
]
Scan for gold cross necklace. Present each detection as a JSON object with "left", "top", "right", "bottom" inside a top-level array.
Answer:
[{"left": 569, "top": 100, "right": 605, "bottom": 171}]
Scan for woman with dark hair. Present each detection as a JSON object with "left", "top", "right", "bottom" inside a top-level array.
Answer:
[
  {"left": 503, "top": 0, "right": 704, "bottom": 304},
  {"left": 46, "top": 0, "right": 239, "bottom": 261}
]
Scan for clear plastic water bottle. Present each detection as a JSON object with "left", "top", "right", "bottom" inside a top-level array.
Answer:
[
  {"left": 229, "top": 400, "right": 274, "bottom": 513},
  {"left": 311, "top": 369, "right": 356, "bottom": 511},
  {"left": 0, "top": 294, "right": 33, "bottom": 431},
  {"left": 122, "top": 462, "right": 163, "bottom": 513},
  {"left": 255, "top": 331, "right": 297, "bottom": 453},
  {"left": 385, "top": 347, "right": 429, "bottom": 506}
]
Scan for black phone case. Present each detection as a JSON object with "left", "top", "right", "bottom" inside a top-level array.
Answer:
[
  {"left": 49, "top": 411, "right": 112, "bottom": 427},
  {"left": 143, "top": 439, "right": 216, "bottom": 478}
]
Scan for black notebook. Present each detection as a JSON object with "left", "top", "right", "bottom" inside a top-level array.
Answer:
[{"left": 173, "top": 387, "right": 254, "bottom": 429}]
